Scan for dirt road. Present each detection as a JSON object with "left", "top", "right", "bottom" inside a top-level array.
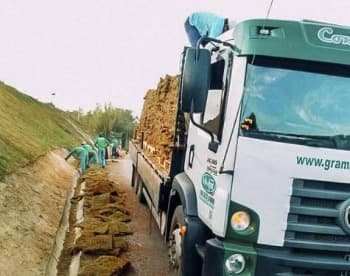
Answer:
[{"left": 107, "top": 157, "right": 176, "bottom": 276}]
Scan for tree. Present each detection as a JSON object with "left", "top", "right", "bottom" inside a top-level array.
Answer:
[{"left": 77, "top": 103, "right": 136, "bottom": 147}]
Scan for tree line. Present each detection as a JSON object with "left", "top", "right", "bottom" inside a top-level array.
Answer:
[{"left": 68, "top": 103, "right": 136, "bottom": 149}]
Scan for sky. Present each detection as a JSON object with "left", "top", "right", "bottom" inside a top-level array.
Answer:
[{"left": 0, "top": 0, "right": 350, "bottom": 117}]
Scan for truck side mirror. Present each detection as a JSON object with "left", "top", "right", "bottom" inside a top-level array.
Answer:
[{"left": 180, "top": 47, "right": 210, "bottom": 113}]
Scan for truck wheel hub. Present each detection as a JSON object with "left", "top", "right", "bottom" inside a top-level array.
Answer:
[{"left": 169, "top": 228, "right": 182, "bottom": 270}]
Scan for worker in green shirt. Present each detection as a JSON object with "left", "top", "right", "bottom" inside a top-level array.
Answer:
[
  {"left": 111, "top": 138, "right": 119, "bottom": 159},
  {"left": 82, "top": 143, "right": 99, "bottom": 166},
  {"left": 65, "top": 145, "right": 89, "bottom": 174},
  {"left": 94, "top": 133, "right": 109, "bottom": 168}
]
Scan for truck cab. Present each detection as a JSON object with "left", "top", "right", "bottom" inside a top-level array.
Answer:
[{"left": 178, "top": 18, "right": 350, "bottom": 275}]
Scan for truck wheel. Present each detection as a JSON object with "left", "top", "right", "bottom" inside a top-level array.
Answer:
[
  {"left": 137, "top": 181, "right": 146, "bottom": 204},
  {"left": 131, "top": 166, "right": 136, "bottom": 188},
  {"left": 169, "top": 205, "right": 185, "bottom": 275},
  {"left": 133, "top": 172, "right": 139, "bottom": 193}
]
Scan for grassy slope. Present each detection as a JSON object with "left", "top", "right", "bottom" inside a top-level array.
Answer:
[{"left": 0, "top": 81, "right": 83, "bottom": 178}]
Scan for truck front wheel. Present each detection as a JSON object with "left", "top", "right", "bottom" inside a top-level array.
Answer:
[{"left": 169, "top": 205, "right": 185, "bottom": 275}]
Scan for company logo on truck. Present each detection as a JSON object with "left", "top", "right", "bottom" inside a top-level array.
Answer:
[
  {"left": 201, "top": 172, "right": 216, "bottom": 195},
  {"left": 317, "top": 27, "right": 350, "bottom": 46},
  {"left": 199, "top": 172, "right": 216, "bottom": 209}
]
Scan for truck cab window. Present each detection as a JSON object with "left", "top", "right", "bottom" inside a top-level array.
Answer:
[
  {"left": 202, "top": 53, "right": 232, "bottom": 140},
  {"left": 241, "top": 56, "right": 350, "bottom": 149}
]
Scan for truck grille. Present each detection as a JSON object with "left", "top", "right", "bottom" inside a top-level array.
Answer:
[{"left": 285, "top": 179, "right": 350, "bottom": 252}]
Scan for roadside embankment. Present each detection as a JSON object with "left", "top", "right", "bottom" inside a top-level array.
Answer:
[
  {"left": 0, "top": 149, "right": 78, "bottom": 276},
  {"left": 0, "top": 81, "right": 84, "bottom": 178}
]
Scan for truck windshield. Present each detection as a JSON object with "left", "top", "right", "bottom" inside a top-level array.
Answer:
[{"left": 241, "top": 56, "right": 350, "bottom": 149}]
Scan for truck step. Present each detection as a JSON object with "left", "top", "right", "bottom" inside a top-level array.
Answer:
[{"left": 195, "top": 244, "right": 206, "bottom": 260}]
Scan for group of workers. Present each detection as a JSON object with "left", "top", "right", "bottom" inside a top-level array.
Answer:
[{"left": 65, "top": 133, "right": 121, "bottom": 174}]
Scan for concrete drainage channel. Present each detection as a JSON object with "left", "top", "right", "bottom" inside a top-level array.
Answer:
[
  {"left": 68, "top": 181, "right": 86, "bottom": 276},
  {"left": 46, "top": 167, "right": 133, "bottom": 276},
  {"left": 45, "top": 172, "right": 80, "bottom": 276}
]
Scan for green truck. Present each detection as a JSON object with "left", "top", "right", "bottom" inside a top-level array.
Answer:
[{"left": 130, "top": 18, "right": 350, "bottom": 275}]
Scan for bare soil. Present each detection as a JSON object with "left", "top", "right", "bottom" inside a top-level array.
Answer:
[{"left": 0, "top": 149, "right": 76, "bottom": 276}]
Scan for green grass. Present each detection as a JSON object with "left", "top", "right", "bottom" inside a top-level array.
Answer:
[{"left": 0, "top": 81, "right": 84, "bottom": 178}]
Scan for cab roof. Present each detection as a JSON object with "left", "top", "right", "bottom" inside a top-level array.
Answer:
[{"left": 232, "top": 18, "right": 350, "bottom": 66}]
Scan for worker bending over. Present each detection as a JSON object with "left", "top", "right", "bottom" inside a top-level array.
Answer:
[
  {"left": 82, "top": 142, "right": 99, "bottom": 166},
  {"left": 65, "top": 145, "right": 89, "bottom": 174}
]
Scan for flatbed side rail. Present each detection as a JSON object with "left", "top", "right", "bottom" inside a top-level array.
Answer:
[
  {"left": 129, "top": 140, "right": 171, "bottom": 211},
  {"left": 129, "top": 141, "right": 170, "bottom": 182}
]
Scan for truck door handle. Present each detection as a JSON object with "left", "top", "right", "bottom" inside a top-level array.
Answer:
[{"left": 188, "top": 145, "right": 195, "bottom": 168}]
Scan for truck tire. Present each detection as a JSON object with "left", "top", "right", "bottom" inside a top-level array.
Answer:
[
  {"left": 169, "top": 205, "right": 185, "bottom": 276},
  {"left": 136, "top": 181, "right": 146, "bottom": 204},
  {"left": 131, "top": 166, "right": 137, "bottom": 188},
  {"left": 133, "top": 171, "right": 140, "bottom": 193}
]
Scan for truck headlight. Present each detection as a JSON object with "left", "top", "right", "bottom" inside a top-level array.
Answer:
[
  {"left": 225, "top": 254, "right": 246, "bottom": 274},
  {"left": 231, "top": 211, "right": 250, "bottom": 231}
]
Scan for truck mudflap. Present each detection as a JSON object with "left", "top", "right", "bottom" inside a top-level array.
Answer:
[{"left": 181, "top": 216, "right": 211, "bottom": 276}]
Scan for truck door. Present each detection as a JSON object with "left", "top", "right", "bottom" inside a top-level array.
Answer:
[{"left": 184, "top": 48, "right": 245, "bottom": 236}]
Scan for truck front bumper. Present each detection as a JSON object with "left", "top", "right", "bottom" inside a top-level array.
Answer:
[{"left": 201, "top": 238, "right": 350, "bottom": 275}]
